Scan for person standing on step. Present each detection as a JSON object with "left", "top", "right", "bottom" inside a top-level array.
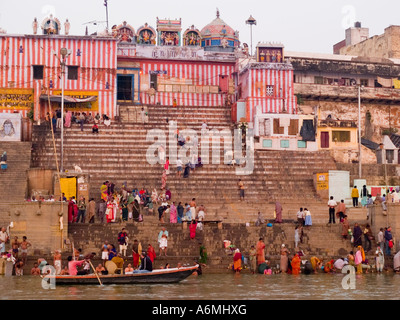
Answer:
[
  {"left": 56, "top": 108, "right": 62, "bottom": 128},
  {"left": 238, "top": 179, "right": 245, "bottom": 201},
  {"left": 256, "top": 238, "right": 266, "bottom": 266},
  {"left": 158, "top": 227, "right": 169, "bottom": 256},
  {"left": 0, "top": 151, "right": 7, "bottom": 172},
  {"left": 79, "top": 112, "right": 85, "bottom": 131},
  {"left": 76, "top": 196, "right": 87, "bottom": 223},
  {"left": 189, "top": 198, "right": 197, "bottom": 220},
  {"left": 351, "top": 186, "right": 359, "bottom": 207},
  {"left": 304, "top": 208, "right": 312, "bottom": 226},
  {"left": 98, "top": 199, "right": 106, "bottom": 224},
  {"left": 336, "top": 199, "right": 346, "bottom": 222},
  {"left": 353, "top": 223, "right": 363, "bottom": 248},
  {"left": 87, "top": 198, "right": 96, "bottom": 223},
  {"left": 296, "top": 208, "right": 304, "bottom": 225},
  {"left": 280, "top": 244, "right": 290, "bottom": 273},
  {"left": 118, "top": 228, "right": 129, "bottom": 257},
  {"left": 249, "top": 245, "right": 257, "bottom": 274},
  {"left": 327, "top": 196, "right": 337, "bottom": 224},
  {"left": 363, "top": 224, "right": 373, "bottom": 252},
  {"left": 274, "top": 201, "right": 283, "bottom": 223}
]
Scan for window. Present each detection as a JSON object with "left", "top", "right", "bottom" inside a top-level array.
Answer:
[
  {"left": 266, "top": 85, "right": 274, "bottom": 96},
  {"left": 262, "top": 139, "right": 272, "bottom": 148},
  {"left": 150, "top": 74, "right": 158, "bottom": 90},
  {"left": 280, "top": 140, "right": 290, "bottom": 148},
  {"left": 273, "top": 118, "right": 284, "bottom": 134},
  {"left": 33, "top": 65, "right": 44, "bottom": 80},
  {"left": 386, "top": 150, "right": 394, "bottom": 164},
  {"left": 360, "top": 79, "right": 369, "bottom": 87},
  {"left": 314, "top": 76, "right": 323, "bottom": 85},
  {"left": 297, "top": 141, "right": 307, "bottom": 148},
  {"left": 288, "top": 119, "right": 299, "bottom": 136},
  {"left": 68, "top": 66, "right": 79, "bottom": 80},
  {"left": 332, "top": 131, "right": 350, "bottom": 142}
]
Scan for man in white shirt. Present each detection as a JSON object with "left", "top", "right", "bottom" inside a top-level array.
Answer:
[
  {"left": 327, "top": 196, "right": 337, "bottom": 224},
  {"left": 296, "top": 208, "right": 305, "bottom": 225},
  {"left": 176, "top": 158, "right": 183, "bottom": 177}
]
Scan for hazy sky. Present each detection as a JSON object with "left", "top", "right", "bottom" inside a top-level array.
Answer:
[{"left": 0, "top": 0, "right": 399, "bottom": 54}]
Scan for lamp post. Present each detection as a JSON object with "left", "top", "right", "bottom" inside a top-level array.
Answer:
[
  {"left": 358, "top": 85, "right": 362, "bottom": 178},
  {"left": 245, "top": 15, "right": 256, "bottom": 57},
  {"left": 59, "top": 48, "right": 70, "bottom": 173},
  {"left": 104, "top": 0, "right": 109, "bottom": 31}
]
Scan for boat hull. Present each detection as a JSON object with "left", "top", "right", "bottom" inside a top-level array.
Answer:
[{"left": 51, "top": 265, "right": 198, "bottom": 285}]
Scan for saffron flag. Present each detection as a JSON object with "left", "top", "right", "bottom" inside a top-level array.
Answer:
[{"left": 60, "top": 177, "right": 77, "bottom": 200}]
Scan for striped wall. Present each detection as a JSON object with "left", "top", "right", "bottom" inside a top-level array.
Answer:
[
  {"left": 0, "top": 35, "right": 118, "bottom": 120},
  {"left": 240, "top": 66, "right": 297, "bottom": 121},
  {"left": 139, "top": 59, "right": 235, "bottom": 106}
]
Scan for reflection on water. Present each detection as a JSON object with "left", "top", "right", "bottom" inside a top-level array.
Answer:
[{"left": 0, "top": 273, "right": 399, "bottom": 300}]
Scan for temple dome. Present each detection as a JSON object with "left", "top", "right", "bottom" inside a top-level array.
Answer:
[
  {"left": 200, "top": 9, "right": 239, "bottom": 52},
  {"left": 200, "top": 16, "right": 236, "bottom": 38}
]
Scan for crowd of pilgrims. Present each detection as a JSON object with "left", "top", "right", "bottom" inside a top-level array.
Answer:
[{"left": 67, "top": 180, "right": 205, "bottom": 224}]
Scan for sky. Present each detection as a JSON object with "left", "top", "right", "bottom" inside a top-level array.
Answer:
[{"left": 0, "top": 0, "right": 399, "bottom": 54}]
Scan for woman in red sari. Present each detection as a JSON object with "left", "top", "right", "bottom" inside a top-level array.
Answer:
[
  {"left": 68, "top": 198, "right": 75, "bottom": 223},
  {"left": 256, "top": 238, "right": 266, "bottom": 265},
  {"left": 233, "top": 249, "right": 242, "bottom": 273},
  {"left": 291, "top": 254, "right": 301, "bottom": 275},
  {"left": 106, "top": 201, "right": 114, "bottom": 223},
  {"left": 147, "top": 244, "right": 156, "bottom": 263},
  {"left": 189, "top": 220, "right": 197, "bottom": 240}
]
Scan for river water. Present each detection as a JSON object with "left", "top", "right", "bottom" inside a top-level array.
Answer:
[{"left": 0, "top": 272, "right": 399, "bottom": 300}]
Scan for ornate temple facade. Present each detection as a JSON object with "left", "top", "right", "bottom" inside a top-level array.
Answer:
[{"left": 0, "top": 15, "right": 118, "bottom": 122}]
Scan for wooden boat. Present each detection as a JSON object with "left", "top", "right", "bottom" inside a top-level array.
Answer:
[{"left": 50, "top": 265, "right": 199, "bottom": 285}]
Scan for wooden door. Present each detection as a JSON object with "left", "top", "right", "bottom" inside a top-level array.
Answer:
[{"left": 321, "top": 131, "right": 329, "bottom": 148}]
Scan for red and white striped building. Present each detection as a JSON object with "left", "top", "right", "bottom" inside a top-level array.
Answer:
[
  {"left": 117, "top": 45, "right": 236, "bottom": 107},
  {"left": 0, "top": 34, "right": 118, "bottom": 120},
  {"left": 236, "top": 43, "right": 297, "bottom": 122}
]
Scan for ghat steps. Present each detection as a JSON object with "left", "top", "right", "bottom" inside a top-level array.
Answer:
[
  {"left": 0, "top": 142, "right": 32, "bottom": 202},
  {"left": 31, "top": 104, "right": 339, "bottom": 223}
]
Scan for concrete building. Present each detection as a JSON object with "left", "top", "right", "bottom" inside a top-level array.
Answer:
[{"left": 336, "top": 23, "right": 400, "bottom": 60}]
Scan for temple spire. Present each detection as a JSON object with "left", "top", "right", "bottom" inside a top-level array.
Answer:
[{"left": 216, "top": 8, "right": 220, "bottom": 18}]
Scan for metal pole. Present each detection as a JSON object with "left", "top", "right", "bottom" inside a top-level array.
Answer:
[
  {"left": 61, "top": 58, "right": 65, "bottom": 173},
  {"left": 250, "top": 24, "right": 253, "bottom": 57},
  {"left": 358, "top": 85, "right": 361, "bottom": 178},
  {"left": 105, "top": 0, "right": 109, "bottom": 31}
]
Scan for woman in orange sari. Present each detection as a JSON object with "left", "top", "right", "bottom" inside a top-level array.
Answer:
[
  {"left": 256, "top": 238, "right": 266, "bottom": 265},
  {"left": 291, "top": 253, "right": 301, "bottom": 275},
  {"left": 233, "top": 249, "right": 242, "bottom": 273}
]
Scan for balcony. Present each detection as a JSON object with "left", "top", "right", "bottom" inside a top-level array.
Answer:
[{"left": 294, "top": 83, "right": 400, "bottom": 104}]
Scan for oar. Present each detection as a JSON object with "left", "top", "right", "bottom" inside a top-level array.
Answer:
[{"left": 89, "top": 260, "right": 103, "bottom": 286}]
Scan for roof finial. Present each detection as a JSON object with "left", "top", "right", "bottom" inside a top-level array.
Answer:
[{"left": 216, "top": 8, "right": 220, "bottom": 18}]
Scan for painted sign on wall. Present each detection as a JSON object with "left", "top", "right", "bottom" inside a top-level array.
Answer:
[
  {"left": 52, "top": 90, "right": 99, "bottom": 112},
  {"left": 0, "top": 88, "right": 34, "bottom": 110},
  {"left": 316, "top": 172, "right": 329, "bottom": 190},
  {"left": 0, "top": 112, "right": 22, "bottom": 141}
]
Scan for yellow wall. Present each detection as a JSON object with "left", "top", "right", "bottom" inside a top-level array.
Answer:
[{"left": 317, "top": 126, "right": 358, "bottom": 150}]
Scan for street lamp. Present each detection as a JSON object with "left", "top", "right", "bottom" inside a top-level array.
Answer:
[
  {"left": 245, "top": 15, "right": 256, "bottom": 57},
  {"left": 358, "top": 85, "right": 363, "bottom": 178},
  {"left": 104, "top": 0, "right": 109, "bottom": 31},
  {"left": 59, "top": 48, "right": 70, "bottom": 173}
]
